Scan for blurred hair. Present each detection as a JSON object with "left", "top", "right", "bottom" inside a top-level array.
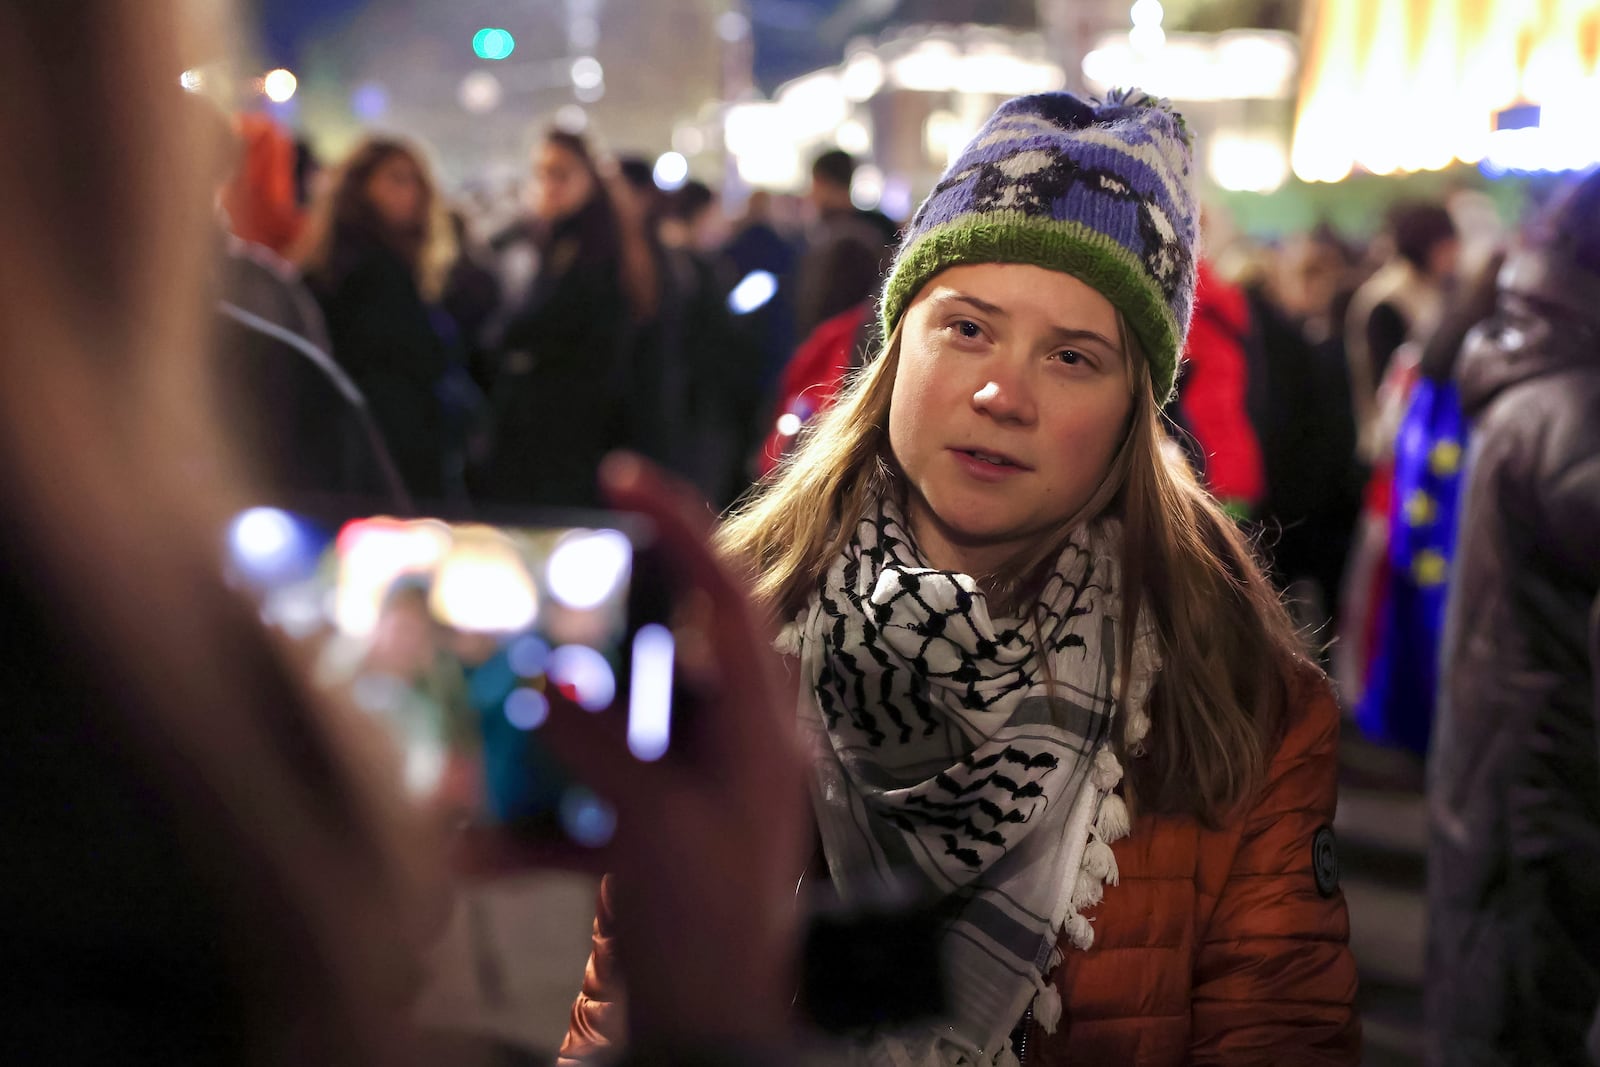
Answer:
[
  {"left": 542, "top": 132, "right": 660, "bottom": 321},
  {"left": 538, "top": 128, "right": 621, "bottom": 263},
  {"left": 616, "top": 155, "right": 656, "bottom": 193},
  {"left": 718, "top": 289, "right": 1303, "bottom": 824},
  {"left": 1389, "top": 201, "right": 1457, "bottom": 272},
  {"left": 665, "top": 179, "right": 713, "bottom": 222},
  {"left": 295, "top": 136, "right": 456, "bottom": 301},
  {"left": 0, "top": 3, "right": 436, "bottom": 1063},
  {"left": 1532, "top": 166, "right": 1600, "bottom": 276},
  {"left": 811, "top": 148, "right": 857, "bottom": 189}
]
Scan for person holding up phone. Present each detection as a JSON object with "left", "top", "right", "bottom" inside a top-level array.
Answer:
[
  {"left": 0, "top": 2, "right": 815, "bottom": 1063},
  {"left": 565, "top": 91, "right": 1360, "bottom": 1065}
]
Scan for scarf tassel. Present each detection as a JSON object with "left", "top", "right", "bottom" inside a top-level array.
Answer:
[
  {"left": 1065, "top": 911, "right": 1095, "bottom": 950},
  {"left": 1031, "top": 978, "right": 1064, "bottom": 1035},
  {"left": 1095, "top": 792, "right": 1131, "bottom": 842},
  {"left": 1089, "top": 747, "right": 1124, "bottom": 790},
  {"left": 1083, "top": 835, "right": 1120, "bottom": 886},
  {"left": 1071, "top": 867, "right": 1105, "bottom": 910}
]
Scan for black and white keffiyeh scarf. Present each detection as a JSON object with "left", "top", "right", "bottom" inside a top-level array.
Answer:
[{"left": 778, "top": 499, "right": 1159, "bottom": 1066}]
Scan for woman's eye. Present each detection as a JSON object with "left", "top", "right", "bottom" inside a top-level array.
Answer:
[
  {"left": 955, "top": 320, "right": 982, "bottom": 339},
  {"left": 1054, "top": 349, "right": 1086, "bottom": 366}
]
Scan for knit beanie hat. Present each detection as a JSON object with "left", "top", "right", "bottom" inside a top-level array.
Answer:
[{"left": 880, "top": 89, "right": 1199, "bottom": 402}]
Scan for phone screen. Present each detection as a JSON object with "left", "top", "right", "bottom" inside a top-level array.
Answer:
[{"left": 226, "top": 505, "right": 673, "bottom": 847}]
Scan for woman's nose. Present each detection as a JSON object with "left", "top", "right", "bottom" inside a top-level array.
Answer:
[{"left": 970, "top": 372, "right": 1034, "bottom": 425}]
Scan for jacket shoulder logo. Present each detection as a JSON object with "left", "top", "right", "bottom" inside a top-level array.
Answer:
[{"left": 1312, "top": 825, "right": 1339, "bottom": 897}]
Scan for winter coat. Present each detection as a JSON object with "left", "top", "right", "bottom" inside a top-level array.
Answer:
[
  {"left": 1173, "top": 262, "right": 1266, "bottom": 512},
  {"left": 1345, "top": 260, "right": 1448, "bottom": 461},
  {"left": 214, "top": 236, "right": 409, "bottom": 511},
  {"left": 559, "top": 667, "right": 1359, "bottom": 1065},
  {"left": 793, "top": 208, "right": 895, "bottom": 341},
  {"left": 1425, "top": 245, "right": 1600, "bottom": 1065},
  {"left": 479, "top": 216, "right": 633, "bottom": 509},
  {"left": 757, "top": 303, "right": 873, "bottom": 478},
  {"left": 308, "top": 240, "right": 450, "bottom": 502}
]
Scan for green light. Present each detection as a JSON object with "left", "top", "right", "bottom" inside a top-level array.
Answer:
[{"left": 472, "top": 27, "right": 516, "bottom": 61}]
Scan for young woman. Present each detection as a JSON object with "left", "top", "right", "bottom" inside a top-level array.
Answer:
[
  {"left": 479, "top": 130, "right": 659, "bottom": 508},
  {"left": 564, "top": 91, "right": 1359, "bottom": 1065},
  {"left": 297, "top": 137, "right": 456, "bottom": 501}
]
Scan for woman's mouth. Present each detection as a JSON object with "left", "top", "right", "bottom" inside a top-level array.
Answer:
[{"left": 949, "top": 447, "right": 1030, "bottom": 480}]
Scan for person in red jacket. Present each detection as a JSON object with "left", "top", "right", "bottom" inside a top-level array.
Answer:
[
  {"left": 1173, "top": 260, "right": 1265, "bottom": 516},
  {"left": 757, "top": 302, "right": 872, "bottom": 477},
  {"left": 563, "top": 90, "right": 1358, "bottom": 1065}
]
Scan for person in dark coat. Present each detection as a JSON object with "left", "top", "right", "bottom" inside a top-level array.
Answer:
[
  {"left": 183, "top": 91, "right": 408, "bottom": 513},
  {"left": 792, "top": 149, "right": 898, "bottom": 341},
  {"left": 215, "top": 234, "right": 410, "bottom": 512},
  {"left": 722, "top": 190, "right": 800, "bottom": 400},
  {"left": 296, "top": 137, "right": 455, "bottom": 503},
  {"left": 477, "top": 131, "right": 646, "bottom": 508},
  {"left": 1426, "top": 170, "right": 1600, "bottom": 1066}
]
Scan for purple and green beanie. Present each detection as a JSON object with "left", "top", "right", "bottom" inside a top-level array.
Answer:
[{"left": 880, "top": 89, "right": 1198, "bottom": 402}]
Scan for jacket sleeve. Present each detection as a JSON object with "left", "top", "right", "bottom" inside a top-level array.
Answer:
[
  {"left": 1189, "top": 673, "right": 1361, "bottom": 1064},
  {"left": 557, "top": 875, "right": 627, "bottom": 1065},
  {"left": 1180, "top": 273, "right": 1266, "bottom": 510}
]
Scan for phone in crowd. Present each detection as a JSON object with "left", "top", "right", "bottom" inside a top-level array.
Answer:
[{"left": 223, "top": 503, "right": 679, "bottom": 849}]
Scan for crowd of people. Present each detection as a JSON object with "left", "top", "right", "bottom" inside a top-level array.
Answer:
[{"left": 6, "top": 1, "right": 1600, "bottom": 1065}]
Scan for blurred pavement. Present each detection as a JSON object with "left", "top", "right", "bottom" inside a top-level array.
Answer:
[{"left": 1338, "top": 730, "right": 1427, "bottom": 1066}]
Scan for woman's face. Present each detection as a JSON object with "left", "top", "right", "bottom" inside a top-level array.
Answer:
[
  {"left": 531, "top": 141, "right": 595, "bottom": 222},
  {"left": 888, "top": 263, "right": 1133, "bottom": 575},
  {"left": 364, "top": 153, "right": 426, "bottom": 232}
]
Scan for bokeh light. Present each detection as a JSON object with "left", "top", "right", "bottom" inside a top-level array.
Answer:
[
  {"left": 560, "top": 786, "right": 617, "bottom": 848},
  {"left": 555, "top": 105, "right": 589, "bottom": 133},
  {"left": 458, "top": 71, "right": 503, "bottom": 114},
  {"left": 652, "top": 151, "right": 689, "bottom": 191},
  {"left": 547, "top": 529, "right": 632, "bottom": 611},
  {"left": 508, "top": 635, "right": 551, "bottom": 677},
  {"left": 351, "top": 81, "right": 389, "bottom": 121},
  {"left": 548, "top": 644, "right": 617, "bottom": 712},
  {"left": 728, "top": 270, "right": 779, "bottom": 315},
  {"left": 263, "top": 68, "right": 298, "bottom": 103},
  {"left": 570, "top": 56, "right": 604, "bottom": 90},
  {"left": 472, "top": 27, "right": 516, "bottom": 61},
  {"left": 227, "top": 507, "right": 309, "bottom": 583},
  {"left": 505, "top": 687, "right": 551, "bottom": 730},
  {"left": 627, "top": 624, "right": 675, "bottom": 762}
]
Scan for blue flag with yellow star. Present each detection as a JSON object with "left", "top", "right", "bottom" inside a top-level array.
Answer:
[{"left": 1356, "top": 377, "right": 1466, "bottom": 755}]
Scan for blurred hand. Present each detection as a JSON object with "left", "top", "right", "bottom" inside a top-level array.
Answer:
[{"left": 457, "top": 454, "right": 810, "bottom": 1048}]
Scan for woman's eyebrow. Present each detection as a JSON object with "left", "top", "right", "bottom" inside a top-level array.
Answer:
[
  {"left": 1046, "top": 324, "right": 1119, "bottom": 350},
  {"left": 933, "top": 291, "right": 1118, "bottom": 350},
  {"left": 934, "top": 291, "right": 1008, "bottom": 318}
]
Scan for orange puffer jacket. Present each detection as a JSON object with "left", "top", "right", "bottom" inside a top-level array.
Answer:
[{"left": 560, "top": 671, "right": 1360, "bottom": 1065}]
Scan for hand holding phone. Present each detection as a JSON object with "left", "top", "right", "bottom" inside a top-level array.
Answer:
[{"left": 459, "top": 455, "right": 811, "bottom": 1049}]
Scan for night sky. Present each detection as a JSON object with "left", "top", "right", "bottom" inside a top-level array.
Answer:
[{"left": 256, "top": 0, "right": 852, "bottom": 90}]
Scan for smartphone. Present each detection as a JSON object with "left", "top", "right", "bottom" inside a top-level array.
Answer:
[{"left": 224, "top": 503, "right": 678, "bottom": 848}]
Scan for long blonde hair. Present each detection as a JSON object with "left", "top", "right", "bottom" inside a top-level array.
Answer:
[
  {"left": 0, "top": 4, "right": 440, "bottom": 1063},
  {"left": 718, "top": 300, "right": 1305, "bottom": 824}
]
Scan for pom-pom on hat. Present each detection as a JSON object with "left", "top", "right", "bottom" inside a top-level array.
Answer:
[{"left": 879, "top": 89, "right": 1199, "bottom": 402}]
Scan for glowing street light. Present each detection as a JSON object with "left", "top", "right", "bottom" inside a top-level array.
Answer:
[
  {"left": 472, "top": 27, "right": 517, "bottom": 61},
  {"left": 570, "top": 56, "right": 604, "bottom": 90},
  {"left": 263, "top": 68, "right": 298, "bottom": 103},
  {"left": 458, "top": 71, "right": 503, "bottom": 114},
  {"left": 652, "top": 151, "right": 689, "bottom": 190}
]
